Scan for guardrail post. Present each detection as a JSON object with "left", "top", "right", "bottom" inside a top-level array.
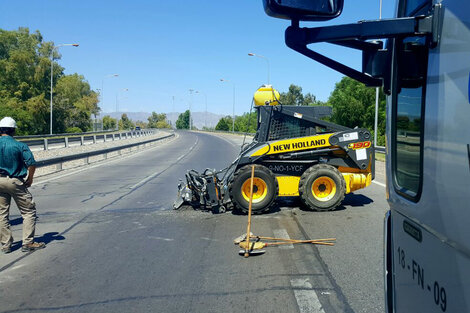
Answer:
[
  {"left": 104, "top": 152, "right": 108, "bottom": 160},
  {"left": 93, "top": 135, "right": 96, "bottom": 144},
  {"left": 112, "top": 134, "right": 115, "bottom": 141},
  {"left": 56, "top": 163, "right": 63, "bottom": 171},
  {"left": 103, "top": 134, "right": 107, "bottom": 142},
  {"left": 80, "top": 136, "right": 84, "bottom": 146},
  {"left": 43, "top": 139, "right": 48, "bottom": 151},
  {"left": 64, "top": 137, "right": 69, "bottom": 148},
  {"left": 125, "top": 132, "right": 128, "bottom": 139},
  {"left": 85, "top": 156, "right": 89, "bottom": 164},
  {"left": 119, "top": 133, "right": 122, "bottom": 140}
]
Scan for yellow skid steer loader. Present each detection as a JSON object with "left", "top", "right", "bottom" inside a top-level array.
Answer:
[{"left": 174, "top": 85, "right": 374, "bottom": 214}]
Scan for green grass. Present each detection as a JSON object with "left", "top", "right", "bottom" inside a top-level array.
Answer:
[{"left": 375, "top": 152, "right": 386, "bottom": 162}]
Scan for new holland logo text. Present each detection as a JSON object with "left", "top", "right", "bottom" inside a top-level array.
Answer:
[
  {"left": 348, "top": 141, "right": 371, "bottom": 150},
  {"left": 272, "top": 139, "right": 327, "bottom": 152}
]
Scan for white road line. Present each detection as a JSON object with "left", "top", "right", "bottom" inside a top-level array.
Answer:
[
  {"left": 128, "top": 136, "right": 199, "bottom": 190},
  {"left": 291, "top": 278, "right": 325, "bottom": 313},
  {"left": 273, "top": 229, "right": 293, "bottom": 249},
  {"left": 373, "top": 180, "right": 386, "bottom": 188}
]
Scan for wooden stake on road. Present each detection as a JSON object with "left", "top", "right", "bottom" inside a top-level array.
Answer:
[{"left": 244, "top": 165, "right": 255, "bottom": 258}]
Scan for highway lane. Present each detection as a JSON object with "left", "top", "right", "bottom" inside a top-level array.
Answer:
[{"left": 0, "top": 131, "right": 387, "bottom": 313}]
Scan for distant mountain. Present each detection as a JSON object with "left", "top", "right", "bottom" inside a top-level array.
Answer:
[
  {"left": 166, "top": 111, "right": 226, "bottom": 129},
  {"left": 103, "top": 111, "right": 226, "bottom": 129},
  {"left": 104, "top": 112, "right": 152, "bottom": 122}
]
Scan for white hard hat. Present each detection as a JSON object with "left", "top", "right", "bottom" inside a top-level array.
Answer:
[{"left": 0, "top": 117, "right": 17, "bottom": 128}]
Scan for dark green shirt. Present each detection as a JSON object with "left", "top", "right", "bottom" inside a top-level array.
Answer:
[{"left": 0, "top": 136, "right": 36, "bottom": 178}]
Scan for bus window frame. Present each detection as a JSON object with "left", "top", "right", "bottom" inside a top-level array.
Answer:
[{"left": 391, "top": 0, "right": 431, "bottom": 202}]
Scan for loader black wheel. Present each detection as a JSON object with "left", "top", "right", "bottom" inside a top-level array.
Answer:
[
  {"left": 299, "top": 164, "right": 346, "bottom": 211},
  {"left": 228, "top": 165, "right": 278, "bottom": 214}
]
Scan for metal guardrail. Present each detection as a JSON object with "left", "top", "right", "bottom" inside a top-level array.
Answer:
[
  {"left": 20, "top": 130, "right": 155, "bottom": 151},
  {"left": 15, "top": 129, "right": 119, "bottom": 140},
  {"left": 36, "top": 134, "right": 174, "bottom": 170},
  {"left": 375, "top": 146, "right": 386, "bottom": 154}
]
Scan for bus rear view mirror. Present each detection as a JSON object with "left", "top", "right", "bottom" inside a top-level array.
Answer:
[{"left": 263, "top": 0, "right": 344, "bottom": 21}]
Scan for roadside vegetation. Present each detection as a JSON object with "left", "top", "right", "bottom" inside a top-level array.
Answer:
[{"left": 0, "top": 28, "right": 170, "bottom": 135}]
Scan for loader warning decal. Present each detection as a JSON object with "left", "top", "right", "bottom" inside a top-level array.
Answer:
[
  {"left": 348, "top": 141, "right": 371, "bottom": 150},
  {"left": 250, "top": 134, "right": 332, "bottom": 156}
]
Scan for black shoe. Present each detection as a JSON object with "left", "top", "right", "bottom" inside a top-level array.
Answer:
[{"left": 21, "top": 242, "right": 45, "bottom": 252}]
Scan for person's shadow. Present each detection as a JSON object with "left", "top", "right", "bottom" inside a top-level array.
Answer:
[{"left": 10, "top": 232, "right": 65, "bottom": 252}]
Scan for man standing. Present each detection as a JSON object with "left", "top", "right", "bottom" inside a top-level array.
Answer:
[{"left": 0, "top": 117, "right": 45, "bottom": 253}]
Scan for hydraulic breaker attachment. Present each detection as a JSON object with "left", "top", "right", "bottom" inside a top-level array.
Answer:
[{"left": 173, "top": 169, "right": 226, "bottom": 214}]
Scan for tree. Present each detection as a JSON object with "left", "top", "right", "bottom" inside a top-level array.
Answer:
[
  {"left": 327, "top": 76, "right": 386, "bottom": 145},
  {"left": 0, "top": 27, "right": 99, "bottom": 135},
  {"left": 156, "top": 120, "right": 171, "bottom": 129},
  {"left": 215, "top": 116, "right": 232, "bottom": 131},
  {"left": 0, "top": 28, "right": 58, "bottom": 134},
  {"left": 234, "top": 112, "right": 257, "bottom": 133},
  {"left": 279, "top": 84, "right": 322, "bottom": 106},
  {"left": 280, "top": 84, "right": 304, "bottom": 106},
  {"left": 118, "top": 113, "right": 134, "bottom": 130},
  {"left": 175, "top": 110, "right": 190, "bottom": 129},
  {"left": 135, "top": 120, "right": 148, "bottom": 129},
  {"left": 54, "top": 74, "right": 99, "bottom": 133},
  {"left": 148, "top": 111, "right": 170, "bottom": 129},
  {"left": 102, "top": 115, "right": 117, "bottom": 130},
  {"left": 303, "top": 93, "right": 317, "bottom": 106}
]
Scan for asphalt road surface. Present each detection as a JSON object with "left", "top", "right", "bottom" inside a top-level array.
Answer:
[{"left": 0, "top": 131, "right": 388, "bottom": 313}]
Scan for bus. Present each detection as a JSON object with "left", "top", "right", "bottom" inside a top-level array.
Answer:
[{"left": 263, "top": 0, "right": 470, "bottom": 312}]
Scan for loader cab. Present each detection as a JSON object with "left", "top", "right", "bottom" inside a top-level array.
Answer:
[
  {"left": 252, "top": 85, "right": 345, "bottom": 143},
  {"left": 263, "top": 0, "right": 470, "bottom": 312}
]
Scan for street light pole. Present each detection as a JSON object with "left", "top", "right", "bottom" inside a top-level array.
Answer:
[
  {"left": 116, "top": 88, "right": 128, "bottom": 113},
  {"left": 248, "top": 53, "right": 270, "bottom": 85},
  {"left": 50, "top": 43, "right": 79, "bottom": 135},
  {"left": 172, "top": 96, "right": 175, "bottom": 128},
  {"left": 101, "top": 73, "right": 119, "bottom": 117},
  {"left": 195, "top": 91, "right": 207, "bottom": 129},
  {"left": 189, "top": 89, "right": 194, "bottom": 130},
  {"left": 220, "top": 79, "right": 235, "bottom": 133}
]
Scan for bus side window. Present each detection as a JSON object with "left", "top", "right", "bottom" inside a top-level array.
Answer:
[
  {"left": 393, "top": 73, "right": 424, "bottom": 199},
  {"left": 392, "top": 0, "right": 431, "bottom": 201}
]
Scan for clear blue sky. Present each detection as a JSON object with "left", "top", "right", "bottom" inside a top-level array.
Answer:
[{"left": 0, "top": 0, "right": 395, "bottom": 117}]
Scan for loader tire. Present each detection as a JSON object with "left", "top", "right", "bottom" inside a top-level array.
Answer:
[
  {"left": 299, "top": 164, "right": 346, "bottom": 211},
  {"left": 228, "top": 165, "right": 278, "bottom": 214}
]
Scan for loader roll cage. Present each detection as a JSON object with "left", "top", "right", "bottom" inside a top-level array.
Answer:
[{"left": 254, "top": 104, "right": 349, "bottom": 143}]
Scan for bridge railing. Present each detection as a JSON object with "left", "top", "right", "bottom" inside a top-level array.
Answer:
[
  {"left": 19, "top": 129, "right": 156, "bottom": 151},
  {"left": 35, "top": 133, "right": 174, "bottom": 171}
]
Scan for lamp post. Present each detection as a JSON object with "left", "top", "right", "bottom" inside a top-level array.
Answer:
[
  {"left": 50, "top": 43, "right": 79, "bottom": 135},
  {"left": 101, "top": 74, "right": 119, "bottom": 116},
  {"left": 220, "top": 79, "right": 235, "bottom": 133},
  {"left": 195, "top": 91, "right": 207, "bottom": 129},
  {"left": 116, "top": 88, "right": 129, "bottom": 113},
  {"left": 94, "top": 88, "right": 101, "bottom": 131},
  {"left": 374, "top": 0, "right": 383, "bottom": 147},
  {"left": 189, "top": 89, "right": 194, "bottom": 130},
  {"left": 248, "top": 53, "right": 270, "bottom": 85}
]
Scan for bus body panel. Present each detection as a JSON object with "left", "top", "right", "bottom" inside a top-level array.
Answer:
[
  {"left": 387, "top": 1, "right": 470, "bottom": 312},
  {"left": 391, "top": 210, "right": 470, "bottom": 312}
]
